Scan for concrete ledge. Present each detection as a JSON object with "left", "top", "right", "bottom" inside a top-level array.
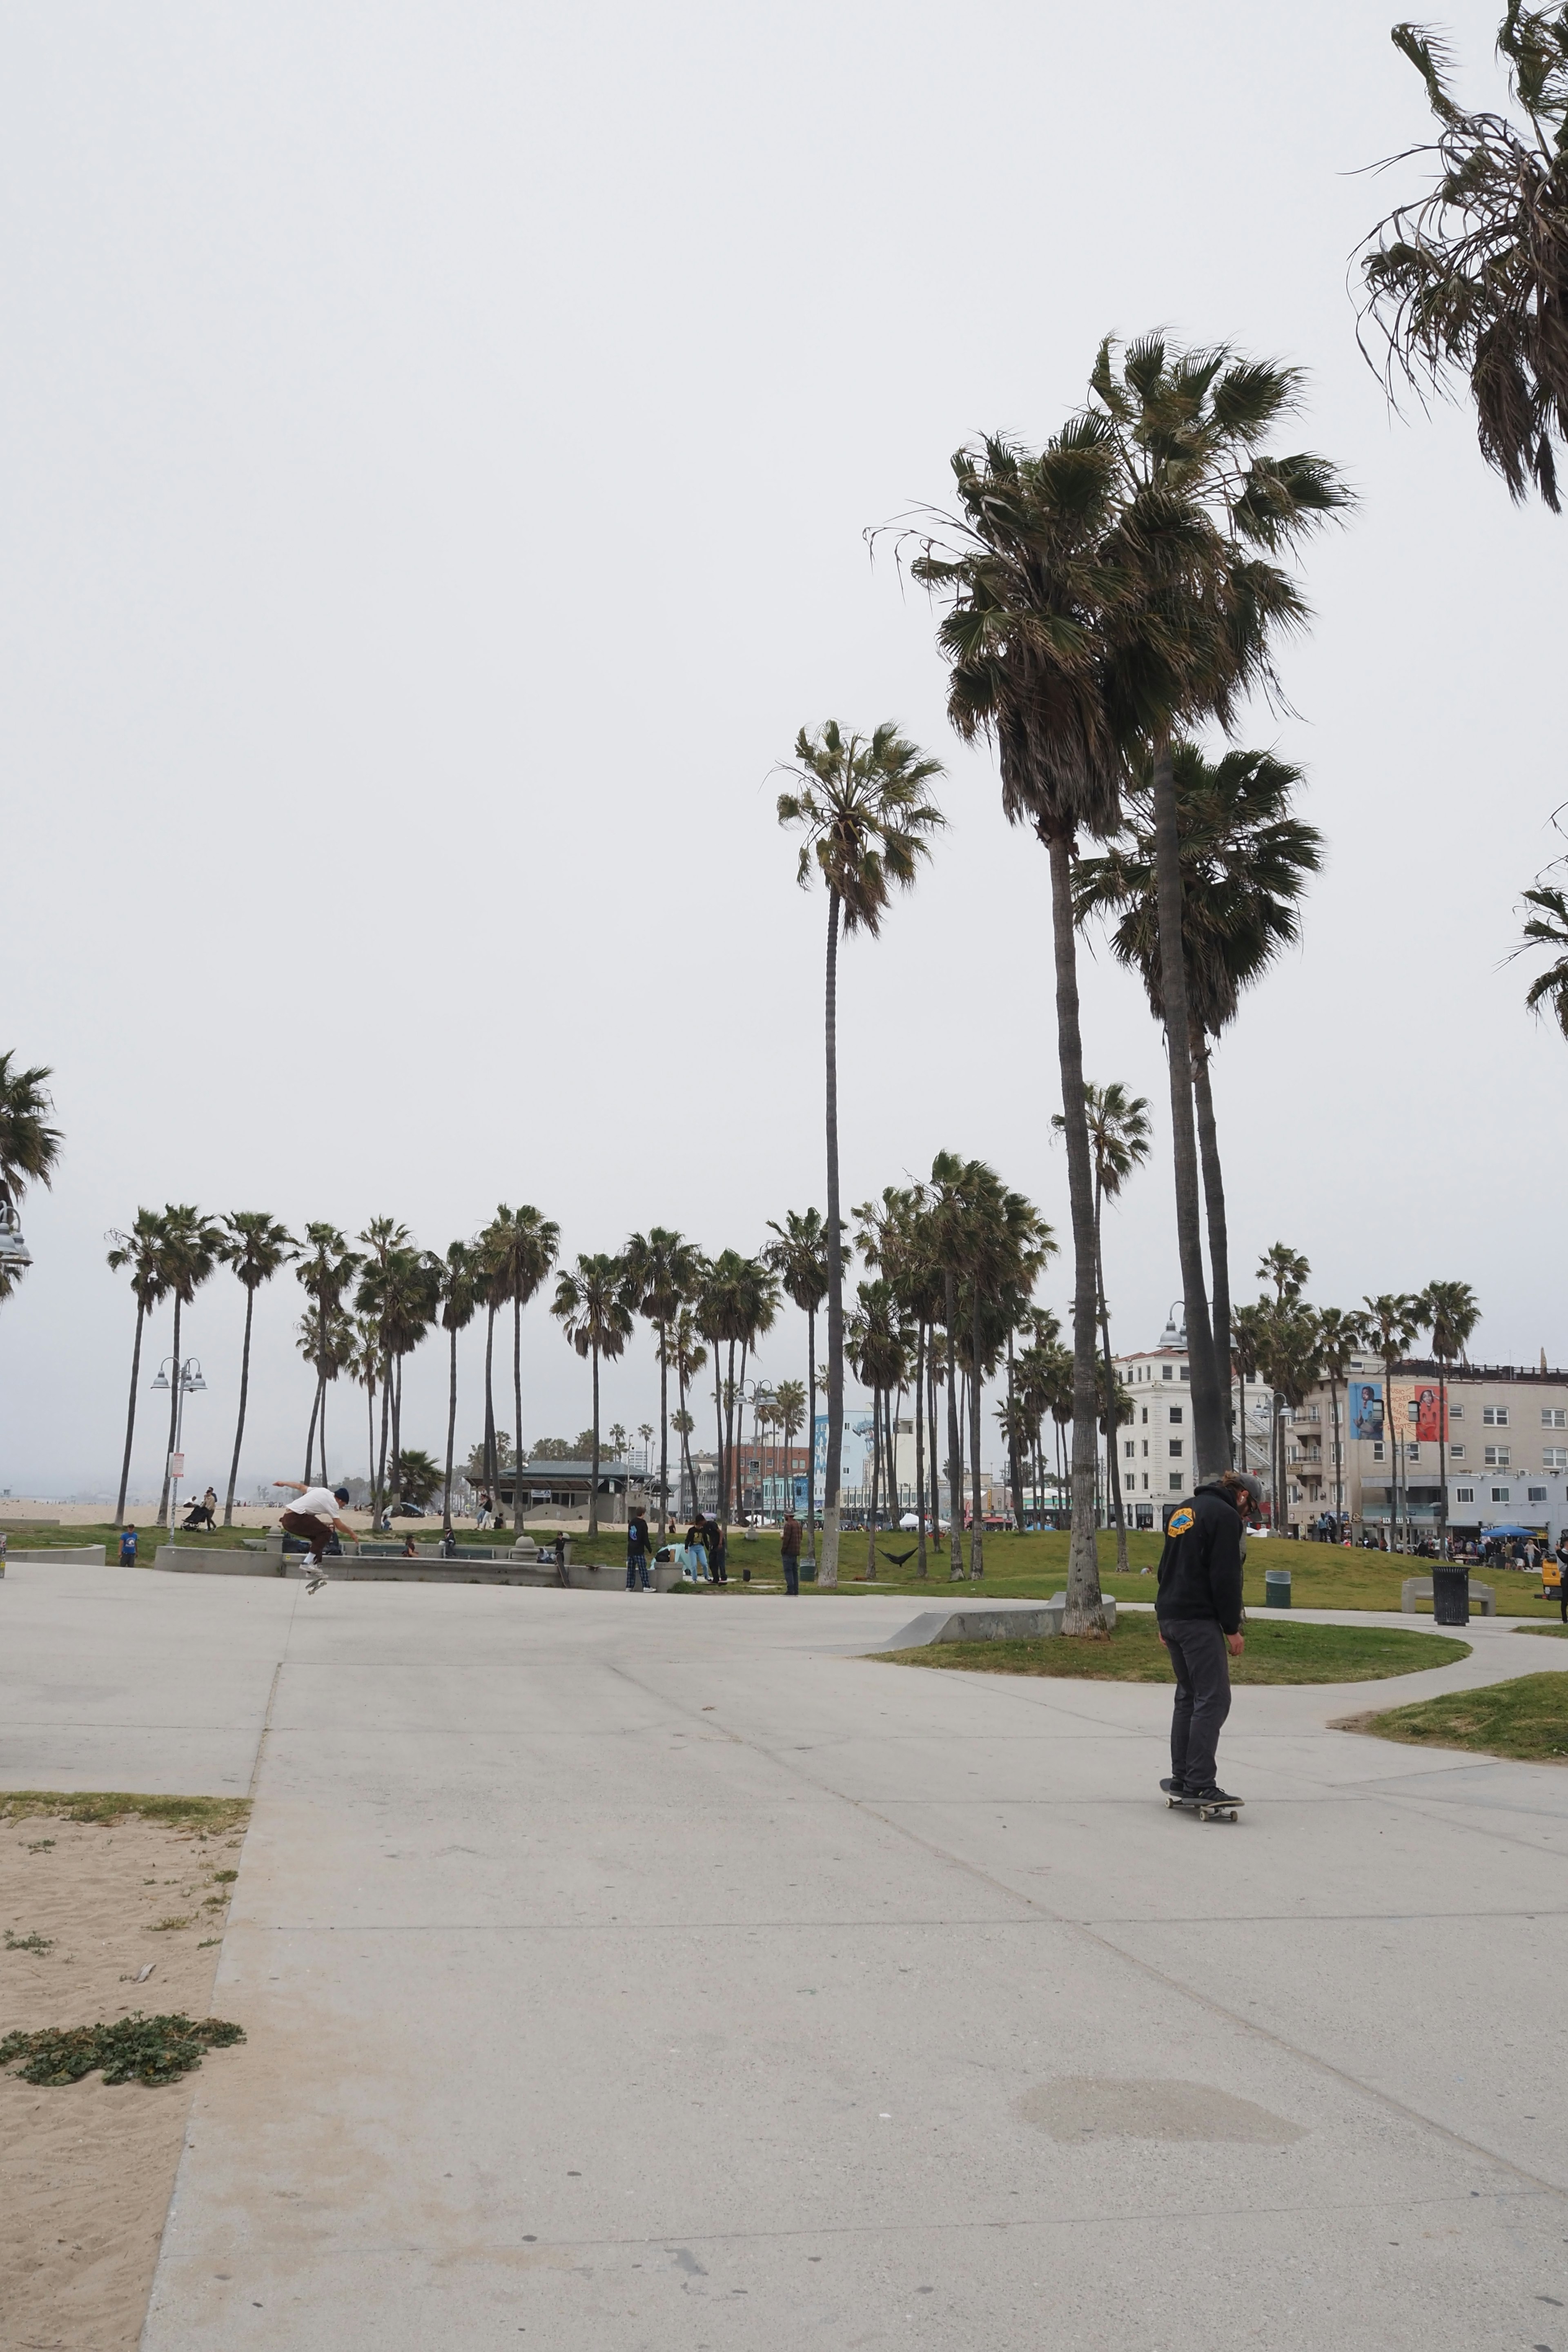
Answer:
[
  {"left": 1401, "top": 1576, "right": 1496, "bottom": 1617},
  {"left": 2, "top": 1544, "right": 107, "bottom": 1565},
  {"left": 151, "top": 1546, "right": 281, "bottom": 1576},
  {"left": 885, "top": 1595, "right": 1117, "bottom": 1647}
]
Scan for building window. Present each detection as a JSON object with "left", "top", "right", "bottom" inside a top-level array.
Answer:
[
  {"left": 1491, "top": 1486, "right": 1511, "bottom": 1503},
  {"left": 1449, "top": 1403, "right": 1463, "bottom": 1420},
  {"left": 1529, "top": 1486, "right": 1548, "bottom": 1503},
  {"left": 1545, "top": 1448, "right": 1568, "bottom": 1472},
  {"left": 1372, "top": 1442, "right": 1385, "bottom": 1461},
  {"left": 1141, "top": 1440, "right": 1149, "bottom": 1457},
  {"left": 1483, "top": 1405, "right": 1509, "bottom": 1426},
  {"left": 1484, "top": 1445, "right": 1510, "bottom": 1468},
  {"left": 1179, "top": 1364, "right": 1189, "bottom": 1379},
  {"left": 1168, "top": 1407, "right": 1183, "bottom": 1424},
  {"left": 1455, "top": 1486, "right": 1474, "bottom": 1503},
  {"left": 1124, "top": 1441, "right": 1136, "bottom": 1460},
  {"left": 1544, "top": 1409, "right": 1567, "bottom": 1429},
  {"left": 1169, "top": 1441, "right": 1183, "bottom": 1458},
  {"left": 1170, "top": 1474, "right": 1183, "bottom": 1490},
  {"left": 1163, "top": 1365, "right": 1173, "bottom": 1381},
  {"left": 1408, "top": 1444, "right": 1421, "bottom": 1462},
  {"left": 1140, "top": 1406, "right": 1148, "bottom": 1424},
  {"left": 1450, "top": 1444, "right": 1465, "bottom": 1459},
  {"left": 1141, "top": 1474, "right": 1148, "bottom": 1490}
]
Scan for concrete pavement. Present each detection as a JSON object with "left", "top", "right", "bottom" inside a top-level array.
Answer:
[{"left": 4, "top": 1564, "right": 1568, "bottom": 2349}]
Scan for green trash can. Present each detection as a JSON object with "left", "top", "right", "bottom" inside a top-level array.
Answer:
[{"left": 1264, "top": 1567, "right": 1292, "bottom": 1608}]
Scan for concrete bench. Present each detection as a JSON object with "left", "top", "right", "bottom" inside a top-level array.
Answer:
[
  {"left": 888, "top": 1595, "right": 1118, "bottom": 1647},
  {"left": 4, "top": 1544, "right": 108, "bottom": 1566},
  {"left": 1401, "top": 1577, "right": 1496, "bottom": 1617}
]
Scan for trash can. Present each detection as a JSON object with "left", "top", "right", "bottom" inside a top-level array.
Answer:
[
  {"left": 1432, "top": 1565, "right": 1470, "bottom": 1626},
  {"left": 1264, "top": 1567, "right": 1292, "bottom": 1608}
]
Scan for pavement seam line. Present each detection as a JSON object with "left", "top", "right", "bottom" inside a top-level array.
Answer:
[{"left": 610, "top": 1654, "right": 1568, "bottom": 2205}]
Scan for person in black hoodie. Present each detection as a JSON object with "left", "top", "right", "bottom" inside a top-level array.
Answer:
[{"left": 1155, "top": 1470, "right": 1263, "bottom": 1804}]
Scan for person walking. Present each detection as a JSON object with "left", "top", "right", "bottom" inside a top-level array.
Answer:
[
  {"left": 118, "top": 1523, "right": 138, "bottom": 1566},
  {"left": 626, "top": 1508, "right": 653, "bottom": 1591},
  {"left": 780, "top": 1508, "right": 802, "bottom": 1597},
  {"left": 1155, "top": 1469, "right": 1262, "bottom": 1808},
  {"left": 272, "top": 1479, "right": 359, "bottom": 1594},
  {"left": 705, "top": 1515, "right": 728, "bottom": 1586},
  {"left": 684, "top": 1519, "right": 709, "bottom": 1581}
]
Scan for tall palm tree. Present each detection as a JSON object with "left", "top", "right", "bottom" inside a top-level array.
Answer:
[
  {"left": 764, "top": 1208, "right": 832, "bottom": 1564},
  {"left": 1420, "top": 1280, "right": 1481, "bottom": 1556},
  {"left": 700, "top": 1251, "right": 780, "bottom": 1518},
  {"left": 356, "top": 1218, "right": 412, "bottom": 1515},
  {"left": 624, "top": 1227, "right": 702, "bottom": 1540},
  {"left": 483, "top": 1207, "right": 560, "bottom": 1525},
  {"left": 1358, "top": 7, "right": 1568, "bottom": 509},
  {"left": 1089, "top": 337, "right": 1349, "bottom": 1478},
  {"left": 294, "top": 1224, "right": 358, "bottom": 1486},
  {"left": 846, "top": 1278, "right": 913, "bottom": 1576},
  {"left": 773, "top": 1378, "right": 807, "bottom": 1518},
  {"left": 909, "top": 426, "right": 1126, "bottom": 1631},
  {"left": 345, "top": 1315, "right": 383, "bottom": 1506},
  {"left": 1256, "top": 1246, "right": 1312, "bottom": 1532},
  {"left": 217, "top": 1214, "right": 296, "bottom": 1523},
  {"left": 1256, "top": 1298, "right": 1323, "bottom": 1534},
  {"left": 551, "top": 1254, "right": 634, "bottom": 1535},
  {"left": 1362, "top": 1292, "right": 1423, "bottom": 1549},
  {"left": 777, "top": 722, "right": 944, "bottom": 1587},
  {"left": 1057, "top": 1082, "right": 1151, "bottom": 1574},
  {"left": 153, "top": 1207, "right": 223, "bottom": 1526},
  {"left": 1231, "top": 1300, "right": 1269, "bottom": 1479},
  {"left": 0, "top": 1052, "right": 62, "bottom": 1231},
  {"left": 1075, "top": 744, "right": 1323, "bottom": 1423},
  {"left": 1515, "top": 883, "right": 1568, "bottom": 1031},
  {"left": 666, "top": 1309, "right": 708, "bottom": 1519},
  {"left": 853, "top": 1186, "right": 938, "bottom": 1574},
  {"left": 436, "top": 1241, "right": 481, "bottom": 1539},
  {"left": 1314, "top": 1306, "right": 1365, "bottom": 1536},
  {"left": 106, "top": 1209, "right": 169, "bottom": 1527}
]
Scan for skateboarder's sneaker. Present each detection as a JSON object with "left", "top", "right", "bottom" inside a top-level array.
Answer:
[{"left": 1187, "top": 1785, "right": 1241, "bottom": 1807}]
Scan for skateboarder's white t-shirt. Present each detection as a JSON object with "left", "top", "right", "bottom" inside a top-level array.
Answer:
[{"left": 289, "top": 1488, "right": 342, "bottom": 1521}]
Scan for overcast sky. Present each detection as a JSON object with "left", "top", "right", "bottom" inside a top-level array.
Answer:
[{"left": 2, "top": 0, "right": 1561, "bottom": 1501}]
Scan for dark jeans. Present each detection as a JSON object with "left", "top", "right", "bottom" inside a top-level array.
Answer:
[
  {"left": 626, "top": 1553, "right": 650, "bottom": 1590},
  {"left": 280, "top": 1510, "right": 333, "bottom": 1565},
  {"left": 1162, "top": 1617, "right": 1233, "bottom": 1793},
  {"left": 1558, "top": 1582, "right": 1566, "bottom": 1624},
  {"left": 782, "top": 1550, "right": 800, "bottom": 1595}
]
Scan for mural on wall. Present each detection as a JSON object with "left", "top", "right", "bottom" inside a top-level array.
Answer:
[{"left": 1349, "top": 1381, "right": 1384, "bottom": 1441}]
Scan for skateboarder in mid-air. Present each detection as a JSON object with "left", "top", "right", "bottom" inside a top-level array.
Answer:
[
  {"left": 274, "top": 1481, "right": 359, "bottom": 1594},
  {"left": 1155, "top": 1469, "right": 1263, "bottom": 1813}
]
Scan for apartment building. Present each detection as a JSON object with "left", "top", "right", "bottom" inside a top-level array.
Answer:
[{"left": 1111, "top": 1310, "right": 1270, "bottom": 1529}]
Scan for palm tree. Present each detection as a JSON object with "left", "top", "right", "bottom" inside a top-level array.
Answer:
[
  {"left": 1057, "top": 1082, "right": 1151, "bottom": 1574},
  {"left": 773, "top": 1379, "right": 806, "bottom": 1517},
  {"left": 908, "top": 427, "right": 1126, "bottom": 1630},
  {"left": 1075, "top": 744, "right": 1323, "bottom": 1422},
  {"left": 1314, "top": 1306, "right": 1365, "bottom": 1537},
  {"left": 217, "top": 1214, "right": 297, "bottom": 1523},
  {"left": 1088, "top": 337, "right": 1349, "bottom": 1479},
  {"left": 1256, "top": 1298, "right": 1323, "bottom": 1534},
  {"left": 356, "top": 1219, "right": 412, "bottom": 1514},
  {"left": 483, "top": 1207, "right": 560, "bottom": 1524},
  {"left": 1256, "top": 1247, "right": 1312, "bottom": 1532},
  {"left": 551, "top": 1254, "right": 634, "bottom": 1535},
  {"left": 670, "top": 1407, "right": 697, "bottom": 1515},
  {"left": 436, "top": 1241, "right": 481, "bottom": 1538},
  {"left": 1231, "top": 1301, "right": 1269, "bottom": 1478},
  {"left": 295, "top": 1224, "right": 359, "bottom": 1486},
  {"left": 393, "top": 1448, "right": 443, "bottom": 1511},
  {"left": 666, "top": 1309, "right": 708, "bottom": 1518},
  {"left": 1420, "top": 1280, "right": 1481, "bottom": 1556},
  {"left": 777, "top": 722, "right": 944, "bottom": 1587},
  {"left": 1515, "top": 883, "right": 1568, "bottom": 1031},
  {"left": 345, "top": 1314, "right": 383, "bottom": 1504},
  {"left": 853, "top": 1186, "right": 939, "bottom": 1573},
  {"left": 0, "top": 1052, "right": 62, "bottom": 1232},
  {"left": 106, "top": 1209, "right": 170, "bottom": 1527},
  {"left": 153, "top": 1207, "right": 223, "bottom": 1526},
  {"left": 764, "top": 1208, "right": 832, "bottom": 1564},
  {"left": 623, "top": 1228, "right": 702, "bottom": 1540},
  {"left": 1361, "top": 1292, "right": 1423, "bottom": 1549},
  {"left": 846, "top": 1278, "right": 913, "bottom": 1576},
  {"left": 1358, "top": 8, "right": 1568, "bottom": 508}
]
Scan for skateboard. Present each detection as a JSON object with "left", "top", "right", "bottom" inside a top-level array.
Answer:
[{"left": 1167, "top": 1793, "right": 1243, "bottom": 1823}]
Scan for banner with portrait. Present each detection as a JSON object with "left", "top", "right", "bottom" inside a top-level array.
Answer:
[{"left": 1348, "top": 1381, "right": 1384, "bottom": 1441}]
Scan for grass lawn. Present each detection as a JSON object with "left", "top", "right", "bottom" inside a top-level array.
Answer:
[
  {"left": 1516, "top": 1624, "right": 1568, "bottom": 1638},
  {"left": 873, "top": 1615, "right": 1468, "bottom": 1684},
  {"left": 1350, "top": 1672, "right": 1568, "bottom": 1764}
]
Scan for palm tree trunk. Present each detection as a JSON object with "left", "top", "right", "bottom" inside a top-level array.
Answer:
[
  {"left": 512, "top": 1295, "right": 524, "bottom": 1533},
  {"left": 928, "top": 1345, "right": 941, "bottom": 1546},
  {"left": 805, "top": 1303, "right": 817, "bottom": 1569},
  {"left": 376, "top": 1366, "right": 391, "bottom": 1517},
  {"left": 319, "top": 1372, "right": 329, "bottom": 1486},
  {"left": 115, "top": 1297, "right": 147, "bottom": 1528},
  {"left": 821, "top": 886, "right": 844, "bottom": 1589},
  {"left": 914, "top": 1323, "right": 928, "bottom": 1577},
  {"left": 224, "top": 1285, "right": 256, "bottom": 1526},
  {"left": 1192, "top": 1040, "right": 1234, "bottom": 1467},
  {"left": 588, "top": 1340, "right": 601, "bottom": 1537},
  {"left": 365, "top": 1375, "right": 376, "bottom": 1507},
  {"left": 712, "top": 1360, "right": 725, "bottom": 1518},
  {"left": 157, "top": 1296, "right": 183, "bottom": 1527},
  {"left": 1096, "top": 1197, "right": 1130, "bottom": 1577},
  {"left": 1238, "top": 1364, "right": 1248, "bottom": 1471},
  {"left": 657, "top": 1320, "right": 670, "bottom": 1542},
  {"left": 969, "top": 1287, "right": 984, "bottom": 1580},
  {"left": 1004, "top": 1332, "right": 1021, "bottom": 1539},
  {"left": 866, "top": 1385, "right": 880, "bottom": 1577},
  {"left": 1045, "top": 827, "right": 1110, "bottom": 1634},
  {"left": 735, "top": 1337, "right": 749, "bottom": 1517},
  {"left": 1437, "top": 1365, "right": 1450, "bottom": 1557},
  {"left": 390, "top": 1355, "right": 404, "bottom": 1512},
  {"left": 483, "top": 1303, "right": 497, "bottom": 1505},
  {"left": 443, "top": 1322, "right": 460, "bottom": 1539},
  {"left": 944, "top": 1278, "right": 964, "bottom": 1581},
  {"left": 1149, "top": 743, "right": 1224, "bottom": 1479}
]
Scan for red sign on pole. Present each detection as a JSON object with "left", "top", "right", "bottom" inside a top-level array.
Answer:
[{"left": 169, "top": 1453, "right": 185, "bottom": 1479}]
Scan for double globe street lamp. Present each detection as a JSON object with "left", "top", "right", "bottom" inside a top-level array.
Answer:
[{"left": 150, "top": 1357, "right": 207, "bottom": 1532}]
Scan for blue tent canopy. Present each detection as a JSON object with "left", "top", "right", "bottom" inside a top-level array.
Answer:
[{"left": 1478, "top": 1523, "right": 1541, "bottom": 1540}]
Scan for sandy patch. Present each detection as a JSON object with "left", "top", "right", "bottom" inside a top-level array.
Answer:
[{"left": 0, "top": 1800, "right": 250, "bottom": 2352}]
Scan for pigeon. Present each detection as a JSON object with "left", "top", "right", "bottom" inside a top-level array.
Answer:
[{"left": 880, "top": 1546, "right": 919, "bottom": 1571}]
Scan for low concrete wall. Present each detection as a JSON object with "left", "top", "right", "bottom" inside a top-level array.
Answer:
[
  {"left": 4, "top": 1544, "right": 108, "bottom": 1566},
  {"left": 886, "top": 1595, "right": 1117, "bottom": 1647},
  {"left": 151, "top": 1546, "right": 280, "bottom": 1576}
]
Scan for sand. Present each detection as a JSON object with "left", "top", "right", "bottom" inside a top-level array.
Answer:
[{"left": 0, "top": 1804, "right": 250, "bottom": 2352}]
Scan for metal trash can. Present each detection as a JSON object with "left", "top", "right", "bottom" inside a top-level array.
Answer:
[
  {"left": 1264, "top": 1567, "right": 1292, "bottom": 1608},
  {"left": 1432, "top": 1565, "right": 1470, "bottom": 1626}
]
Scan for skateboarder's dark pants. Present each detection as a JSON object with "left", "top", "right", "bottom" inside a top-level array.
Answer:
[{"left": 1162, "top": 1618, "right": 1232, "bottom": 1791}]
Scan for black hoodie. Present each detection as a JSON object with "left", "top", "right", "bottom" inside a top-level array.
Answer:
[{"left": 1155, "top": 1483, "right": 1244, "bottom": 1635}]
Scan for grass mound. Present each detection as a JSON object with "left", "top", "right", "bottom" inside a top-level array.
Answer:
[
  {"left": 1350, "top": 1671, "right": 1568, "bottom": 1763},
  {"left": 0, "top": 2012, "right": 245, "bottom": 2087},
  {"left": 877, "top": 1614, "right": 1469, "bottom": 1684},
  {"left": 0, "top": 1793, "right": 250, "bottom": 1833}
]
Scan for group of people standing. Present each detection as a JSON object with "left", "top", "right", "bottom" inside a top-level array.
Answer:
[{"left": 622, "top": 1509, "right": 807, "bottom": 1592}]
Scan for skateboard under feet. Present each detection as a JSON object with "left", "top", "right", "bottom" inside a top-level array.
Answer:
[{"left": 1167, "top": 1793, "right": 1244, "bottom": 1823}]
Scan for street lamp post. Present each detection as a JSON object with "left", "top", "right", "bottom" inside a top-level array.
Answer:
[{"left": 150, "top": 1358, "right": 207, "bottom": 1536}]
